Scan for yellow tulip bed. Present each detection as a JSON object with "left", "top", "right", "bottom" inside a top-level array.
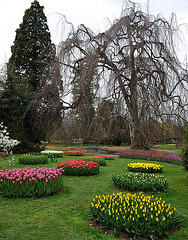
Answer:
[
  {"left": 128, "top": 162, "right": 163, "bottom": 173},
  {"left": 90, "top": 192, "right": 180, "bottom": 238}
]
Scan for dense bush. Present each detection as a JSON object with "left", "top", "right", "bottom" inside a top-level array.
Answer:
[
  {"left": 57, "top": 160, "right": 99, "bottom": 176},
  {"left": 18, "top": 154, "right": 48, "bottom": 165},
  {"left": 112, "top": 172, "right": 168, "bottom": 192},
  {"left": 0, "top": 167, "right": 64, "bottom": 197},
  {"left": 12, "top": 141, "right": 45, "bottom": 154},
  {"left": 90, "top": 192, "right": 180, "bottom": 238},
  {"left": 181, "top": 146, "right": 188, "bottom": 172},
  {"left": 128, "top": 162, "right": 163, "bottom": 173},
  {"left": 118, "top": 152, "right": 182, "bottom": 165},
  {"left": 82, "top": 156, "right": 106, "bottom": 166}
]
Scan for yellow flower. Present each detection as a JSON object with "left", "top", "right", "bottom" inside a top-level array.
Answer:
[
  {"left": 163, "top": 217, "right": 165, "bottom": 221},
  {"left": 116, "top": 216, "right": 118, "bottom": 220},
  {"left": 156, "top": 217, "right": 159, "bottom": 221},
  {"left": 151, "top": 215, "right": 153, "bottom": 219}
]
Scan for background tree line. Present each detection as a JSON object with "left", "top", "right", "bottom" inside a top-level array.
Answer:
[{"left": 0, "top": 0, "right": 187, "bottom": 149}]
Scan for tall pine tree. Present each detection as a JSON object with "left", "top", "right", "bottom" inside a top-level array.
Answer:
[{"left": 0, "top": 0, "right": 55, "bottom": 142}]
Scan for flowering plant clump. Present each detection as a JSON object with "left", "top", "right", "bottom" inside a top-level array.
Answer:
[
  {"left": 0, "top": 152, "right": 8, "bottom": 159},
  {"left": 118, "top": 152, "right": 182, "bottom": 165},
  {"left": 0, "top": 122, "right": 19, "bottom": 166},
  {"left": 90, "top": 192, "right": 180, "bottom": 238},
  {"left": 0, "top": 122, "right": 19, "bottom": 152},
  {"left": 93, "top": 155, "right": 114, "bottom": 160},
  {"left": 82, "top": 156, "right": 106, "bottom": 166},
  {"left": 0, "top": 167, "right": 64, "bottom": 198},
  {"left": 112, "top": 172, "right": 168, "bottom": 192},
  {"left": 40, "top": 150, "right": 64, "bottom": 158},
  {"left": 128, "top": 162, "right": 163, "bottom": 173},
  {"left": 18, "top": 154, "right": 49, "bottom": 165},
  {"left": 64, "top": 150, "right": 84, "bottom": 156},
  {"left": 57, "top": 160, "right": 99, "bottom": 176}
]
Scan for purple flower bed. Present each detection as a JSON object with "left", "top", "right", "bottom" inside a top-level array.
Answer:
[{"left": 118, "top": 152, "right": 182, "bottom": 165}]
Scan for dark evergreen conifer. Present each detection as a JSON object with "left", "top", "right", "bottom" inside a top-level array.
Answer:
[
  {"left": 8, "top": 0, "right": 55, "bottom": 91},
  {"left": 0, "top": 0, "right": 55, "bottom": 142}
]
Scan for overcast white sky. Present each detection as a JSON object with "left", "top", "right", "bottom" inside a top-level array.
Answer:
[{"left": 0, "top": 0, "right": 188, "bottom": 65}]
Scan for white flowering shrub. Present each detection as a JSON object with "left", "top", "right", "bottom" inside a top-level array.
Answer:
[{"left": 0, "top": 122, "right": 19, "bottom": 166}]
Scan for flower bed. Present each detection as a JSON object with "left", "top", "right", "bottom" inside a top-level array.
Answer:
[
  {"left": 90, "top": 192, "right": 180, "bottom": 238},
  {"left": 93, "top": 155, "right": 114, "bottom": 160},
  {"left": 35, "top": 151, "right": 64, "bottom": 158},
  {"left": 128, "top": 162, "right": 163, "bottom": 173},
  {"left": 64, "top": 150, "right": 84, "bottom": 156},
  {"left": 0, "top": 152, "right": 8, "bottom": 159},
  {"left": 112, "top": 172, "right": 168, "bottom": 192},
  {"left": 118, "top": 152, "right": 182, "bottom": 165},
  {"left": 0, "top": 167, "right": 64, "bottom": 197},
  {"left": 18, "top": 154, "right": 49, "bottom": 165},
  {"left": 57, "top": 160, "right": 99, "bottom": 176},
  {"left": 82, "top": 156, "right": 106, "bottom": 166}
]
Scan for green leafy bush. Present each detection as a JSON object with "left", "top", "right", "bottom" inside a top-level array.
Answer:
[
  {"left": 112, "top": 172, "right": 168, "bottom": 192},
  {"left": 12, "top": 141, "right": 45, "bottom": 154},
  {"left": 181, "top": 146, "right": 188, "bottom": 172},
  {"left": 90, "top": 192, "right": 181, "bottom": 238},
  {"left": 128, "top": 162, "right": 163, "bottom": 173},
  {"left": 82, "top": 156, "right": 106, "bottom": 166},
  {"left": 18, "top": 154, "right": 48, "bottom": 165}
]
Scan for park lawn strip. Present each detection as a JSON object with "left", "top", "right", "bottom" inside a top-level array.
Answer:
[{"left": 0, "top": 155, "right": 187, "bottom": 240}]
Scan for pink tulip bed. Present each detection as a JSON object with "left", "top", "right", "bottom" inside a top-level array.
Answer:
[
  {"left": 118, "top": 152, "right": 182, "bottom": 165},
  {"left": 0, "top": 167, "right": 64, "bottom": 198},
  {"left": 57, "top": 159, "right": 100, "bottom": 176}
]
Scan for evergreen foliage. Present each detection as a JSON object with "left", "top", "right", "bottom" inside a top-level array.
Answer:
[
  {"left": 8, "top": 0, "right": 55, "bottom": 91},
  {"left": 0, "top": 0, "right": 55, "bottom": 142}
]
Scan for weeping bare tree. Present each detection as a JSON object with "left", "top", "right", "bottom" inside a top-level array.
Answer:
[
  {"left": 58, "top": 1, "right": 188, "bottom": 149},
  {"left": 28, "top": 57, "right": 64, "bottom": 140}
]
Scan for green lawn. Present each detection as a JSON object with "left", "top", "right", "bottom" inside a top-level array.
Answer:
[
  {"left": 0, "top": 155, "right": 187, "bottom": 240},
  {"left": 153, "top": 144, "right": 182, "bottom": 153}
]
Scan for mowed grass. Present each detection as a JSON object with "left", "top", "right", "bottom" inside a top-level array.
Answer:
[
  {"left": 0, "top": 155, "right": 188, "bottom": 240},
  {"left": 153, "top": 144, "right": 182, "bottom": 153}
]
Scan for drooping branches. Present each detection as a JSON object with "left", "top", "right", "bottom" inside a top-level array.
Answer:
[{"left": 57, "top": 0, "right": 188, "bottom": 148}]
